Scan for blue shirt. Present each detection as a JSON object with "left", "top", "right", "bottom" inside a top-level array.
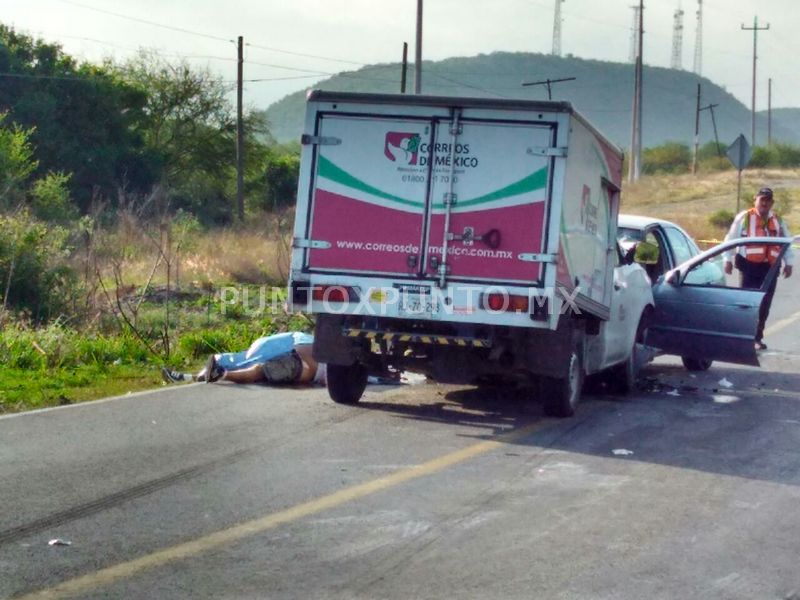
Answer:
[{"left": 215, "top": 332, "right": 313, "bottom": 371}]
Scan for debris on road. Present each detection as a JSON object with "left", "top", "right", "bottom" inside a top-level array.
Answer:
[
  {"left": 612, "top": 449, "right": 634, "bottom": 456},
  {"left": 667, "top": 389, "right": 681, "bottom": 397},
  {"left": 48, "top": 539, "right": 72, "bottom": 546},
  {"left": 713, "top": 395, "right": 740, "bottom": 404}
]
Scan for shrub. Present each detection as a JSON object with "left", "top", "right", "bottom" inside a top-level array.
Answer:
[
  {"left": 749, "top": 144, "right": 800, "bottom": 168},
  {"left": 30, "top": 172, "right": 77, "bottom": 223},
  {"left": 0, "top": 211, "right": 80, "bottom": 321},
  {"left": 709, "top": 209, "right": 735, "bottom": 230},
  {"left": 642, "top": 142, "right": 691, "bottom": 174}
]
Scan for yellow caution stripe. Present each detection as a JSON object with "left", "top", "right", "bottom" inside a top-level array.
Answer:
[{"left": 344, "top": 328, "right": 491, "bottom": 348}]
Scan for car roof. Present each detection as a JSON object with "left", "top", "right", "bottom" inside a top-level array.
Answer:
[{"left": 618, "top": 213, "right": 680, "bottom": 230}]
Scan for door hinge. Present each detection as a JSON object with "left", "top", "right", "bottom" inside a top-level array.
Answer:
[
  {"left": 293, "top": 237, "right": 331, "bottom": 249},
  {"left": 301, "top": 134, "right": 341, "bottom": 146},
  {"left": 527, "top": 146, "right": 567, "bottom": 157}
]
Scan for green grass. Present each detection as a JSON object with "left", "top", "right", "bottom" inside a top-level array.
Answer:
[
  {"left": 0, "top": 284, "right": 312, "bottom": 414},
  {"left": 0, "top": 364, "right": 163, "bottom": 413}
]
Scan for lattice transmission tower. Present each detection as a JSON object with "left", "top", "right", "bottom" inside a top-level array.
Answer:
[
  {"left": 693, "top": 0, "right": 703, "bottom": 75},
  {"left": 671, "top": 7, "right": 684, "bottom": 69},
  {"left": 552, "top": 0, "right": 565, "bottom": 56},
  {"left": 629, "top": 5, "right": 641, "bottom": 63}
]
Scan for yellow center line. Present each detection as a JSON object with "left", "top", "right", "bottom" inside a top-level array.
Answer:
[
  {"left": 19, "top": 420, "right": 550, "bottom": 600},
  {"left": 765, "top": 309, "right": 800, "bottom": 337}
]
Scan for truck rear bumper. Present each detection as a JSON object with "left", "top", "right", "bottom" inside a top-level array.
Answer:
[{"left": 312, "top": 314, "right": 577, "bottom": 384}]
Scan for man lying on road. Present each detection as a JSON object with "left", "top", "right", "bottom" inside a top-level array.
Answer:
[{"left": 162, "top": 331, "right": 326, "bottom": 386}]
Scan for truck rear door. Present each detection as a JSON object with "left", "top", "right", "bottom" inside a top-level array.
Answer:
[
  {"left": 303, "top": 115, "right": 432, "bottom": 276},
  {"left": 424, "top": 117, "right": 555, "bottom": 285}
]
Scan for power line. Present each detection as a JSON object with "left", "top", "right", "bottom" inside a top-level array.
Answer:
[
  {"left": 53, "top": 0, "right": 234, "bottom": 43},
  {"left": 245, "top": 43, "right": 366, "bottom": 67}
]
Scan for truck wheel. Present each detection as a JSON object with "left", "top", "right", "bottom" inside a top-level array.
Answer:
[
  {"left": 611, "top": 316, "right": 648, "bottom": 395},
  {"left": 326, "top": 363, "right": 368, "bottom": 404},
  {"left": 681, "top": 357, "right": 712, "bottom": 372},
  {"left": 542, "top": 350, "right": 583, "bottom": 418}
]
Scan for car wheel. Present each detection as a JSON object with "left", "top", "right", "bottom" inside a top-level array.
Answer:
[
  {"left": 681, "top": 356, "right": 712, "bottom": 372},
  {"left": 326, "top": 363, "right": 368, "bottom": 404},
  {"left": 542, "top": 349, "right": 583, "bottom": 418},
  {"left": 611, "top": 315, "right": 649, "bottom": 395}
]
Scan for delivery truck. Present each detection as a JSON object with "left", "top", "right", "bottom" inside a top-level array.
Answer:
[{"left": 287, "top": 91, "right": 655, "bottom": 416}]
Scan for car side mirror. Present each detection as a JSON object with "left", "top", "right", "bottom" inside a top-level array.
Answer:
[
  {"left": 633, "top": 240, "right": 659, "bottom": 265},
  {"left": 664, "top": 269, "right": 680, "bottom": 286}
]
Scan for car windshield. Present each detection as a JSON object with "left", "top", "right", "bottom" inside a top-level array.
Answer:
[{"left": 617, "top": 227, "right": 643, "bottom": 242}]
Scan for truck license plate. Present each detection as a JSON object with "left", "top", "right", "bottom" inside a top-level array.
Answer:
[{"left": 398, "top": 291, "right": 438, "bottom": 318}]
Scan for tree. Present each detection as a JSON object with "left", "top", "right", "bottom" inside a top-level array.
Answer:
[
  {"left": 116, "top": 52, "right": 237, "bottom": 222},
  {"left": 0, "top": 25, "right": 160, "bottom": 211},
  {"left": 0, "top": 112, "right": 37, "bottom": 206},
  {"left": 116, "top": 51, "right": 276, "bottom": 223}
]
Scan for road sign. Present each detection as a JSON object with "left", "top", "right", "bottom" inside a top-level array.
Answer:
[
  {"left": 726, "top": 134, "right": 752, "bottom": 213},
  {"left": 726, "top": 134, "right": 752, "bottom": 170}
]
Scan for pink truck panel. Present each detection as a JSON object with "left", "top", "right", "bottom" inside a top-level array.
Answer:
[{"left": 305, "top": 115, "right": 553, "bottom": 285}]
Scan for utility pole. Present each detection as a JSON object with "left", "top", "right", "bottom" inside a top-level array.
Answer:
[
  {"left": 552, "top": 0, "right": 565, "bottom": 56},
  {"left": 700, "top": 102, "right": 721, "bottom": 156},
  {"left": 628, "top": 0, "right": 644, "bottom": 182},
  {"left": 741, "top": 16, "right": 769, "bottom": 146},
  {"left": 236, "top": 36, "right": 244, "bottom": 223},
  {"left": 767, "top": 77, "right": 773, "bottom": 145},
  {"left": 414, "top": 0, "right": 423, "bottom": 94},
  {"left": 401, "top": 42, "right": 408, "bottom": 93},
  {"left": 692, "top": 83, "right": 701, "bottom": 174},
  {"left": 629, "top": 5, "right": 641, "bottom": 63}
]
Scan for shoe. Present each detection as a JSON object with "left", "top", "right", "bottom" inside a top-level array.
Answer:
[
  {"left": 161, "top": 367, "right": 186, "bottom": 383},
  {"left": 205, "top": 355, "right": 224, "bottom": 383},
  {"left": 755, "top": 341, "right": 767, "bottom": 350}
]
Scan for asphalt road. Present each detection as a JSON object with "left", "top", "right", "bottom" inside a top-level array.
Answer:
[{"left": 2, "top": 275, "right": 800, "bottom": 600}]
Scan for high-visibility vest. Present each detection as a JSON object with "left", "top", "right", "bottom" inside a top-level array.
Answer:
[{"left": 741, "top": 208, "right": 782, "bottom": 264}]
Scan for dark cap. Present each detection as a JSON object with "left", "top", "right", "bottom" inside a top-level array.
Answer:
[{"left": 757, "top": 187, "right": 774, "bottom": 198}]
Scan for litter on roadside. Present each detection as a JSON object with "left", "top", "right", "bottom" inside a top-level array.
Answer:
[
  {"left": 48, "top": 539, "right": 72, "bottom": 546},
  {"left": 666, "top": 389, "right": 681, "bottom": 396},
  {"left": 612, "top": 449, "right": 634, "bottom": 456},
  {"left": 718, "top": 377, "right": 734, "bottom": 388}
]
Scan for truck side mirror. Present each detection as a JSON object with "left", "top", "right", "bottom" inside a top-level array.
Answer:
[{"left": 623, "top": 244, "right": 636, "bottom": 265}]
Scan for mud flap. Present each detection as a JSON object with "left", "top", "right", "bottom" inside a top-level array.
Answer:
[{"left": 313, "top": 314, "right": 360, "bottom": 366}]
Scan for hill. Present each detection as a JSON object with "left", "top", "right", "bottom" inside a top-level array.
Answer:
[
  {"left": 768, "top": 108, "right": 800, "bottom": 143},
  {"left": 264, "top": 52, "right": 796, "bottom": 149}
]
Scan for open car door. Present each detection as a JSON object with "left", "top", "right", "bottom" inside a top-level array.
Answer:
[{"left": 646, "top": 236, "right": 793, "bottom": 366}]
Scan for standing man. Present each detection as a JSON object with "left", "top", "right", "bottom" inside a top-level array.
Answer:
[{"left": 724, "top": 187, "right": 793, "bottom": 350}]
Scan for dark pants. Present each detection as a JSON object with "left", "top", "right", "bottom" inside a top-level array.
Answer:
[{"left": 739, "top": 260, "right": 777, "bottom": 342}]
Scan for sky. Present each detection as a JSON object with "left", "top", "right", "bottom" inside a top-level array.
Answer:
[{"left": 2, "top": 0, "right": 798, "bottom": 111}]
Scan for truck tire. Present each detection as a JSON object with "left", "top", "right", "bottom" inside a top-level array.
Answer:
[
  {"left": 681, "top": 356, "right": 712, "bottom": 372},
  {"left": 542, "top": 349, "right": 583, "bottom": 418},
  {"left": 327, "top": 363, "right": 368, "bottom": 404}
]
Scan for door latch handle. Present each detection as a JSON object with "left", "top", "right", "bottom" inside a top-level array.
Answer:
[
  {"left": 446, "top": 227, "right": 501, "bottom": 249},
  {"left": 734, "top": 302, "right": 754, "bottom": 309}
]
